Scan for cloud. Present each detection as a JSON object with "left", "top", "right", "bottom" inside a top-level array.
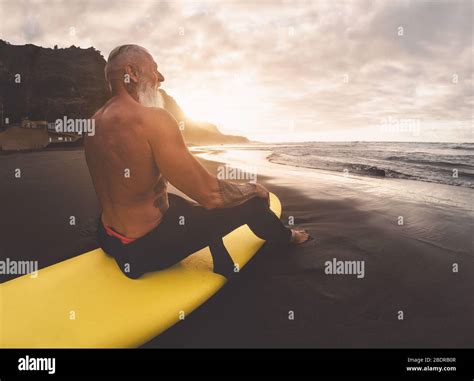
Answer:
[{"left": 0, "top": 0, "right": 471, "bottom": 141}]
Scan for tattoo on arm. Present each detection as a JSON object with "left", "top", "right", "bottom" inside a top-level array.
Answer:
[{"left": 217, "top": 179, "right": 258, "bottom": 208}]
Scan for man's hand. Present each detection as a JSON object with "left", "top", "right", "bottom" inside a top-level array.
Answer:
[
  {"left": 145, "top": 107, "right": 272, "bottom": 209},
  {"left": 255, "top": 183, "right": 270, "bottom": 206}
]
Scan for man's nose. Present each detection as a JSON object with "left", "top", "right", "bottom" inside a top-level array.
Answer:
[{"left": 157, "top": 71, "right": 165, "bottom": 83}]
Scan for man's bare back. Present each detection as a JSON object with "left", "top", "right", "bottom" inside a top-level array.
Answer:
[
  {"left": 85, "top": 44, "right": 310, "bottom": 245},
  {"left": 85, "top": 97, "right": 169, "bottom": 238}
]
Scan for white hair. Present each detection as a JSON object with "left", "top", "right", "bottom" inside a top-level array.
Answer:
[{"left": 104, "top": 44, "right": 152, "bottom": 88}]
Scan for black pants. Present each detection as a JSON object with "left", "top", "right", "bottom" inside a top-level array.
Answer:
[{"left": 98, "top": 193, "right": 292, "bottom": 279}]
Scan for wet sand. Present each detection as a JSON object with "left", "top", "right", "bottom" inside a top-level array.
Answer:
[{"left": 0, "top": 147, "right": 472, "bottom": 347}]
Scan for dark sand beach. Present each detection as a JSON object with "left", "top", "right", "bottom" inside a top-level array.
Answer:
[{"left": 0, "top": 146, "right": 472, "bottom": 348}]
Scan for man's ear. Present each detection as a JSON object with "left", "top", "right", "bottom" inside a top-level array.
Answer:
[{"left": 124, "top": 65, "right": 139, "bottom": 84}]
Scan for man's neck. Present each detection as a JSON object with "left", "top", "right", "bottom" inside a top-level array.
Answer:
[{"left": 112, "top": 84, "right": 139, "bottom": 103}]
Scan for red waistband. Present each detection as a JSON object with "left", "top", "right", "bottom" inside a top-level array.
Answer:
[{"left": 103, "top": 224, "right": 137, "bottom": 245}]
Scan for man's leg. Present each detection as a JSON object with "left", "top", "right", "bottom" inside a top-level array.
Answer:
[
  {"left": 105, "top": 194, "right": 291, "bottom": 278},
  {"left": 199, "top": 196, "right": 292, "bottom": 244},
  {"left": 166, "top": 194, "right": 292, "bottom": 277}
]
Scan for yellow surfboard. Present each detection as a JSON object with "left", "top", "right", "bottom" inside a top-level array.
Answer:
[{"left": 0, "top": 193, "right": 282, "bottom": 348}]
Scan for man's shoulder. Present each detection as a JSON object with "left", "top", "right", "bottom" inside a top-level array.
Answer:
[
  {"left": 142, "top": 106, "right": 176, "bottom": 122},
  {"left": 141, "top": 106, "right": 180, "bottom": 133}
]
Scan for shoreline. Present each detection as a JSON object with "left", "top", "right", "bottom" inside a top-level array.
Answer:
[
  {"left": 0, "top": 146, "right": 472, "bottom": 347},
  {"left": 148, "top": 149, "right": 474, "bottom": 347},
  {"left": 197, "top": 147, "right": 473, "bottom": 213}
]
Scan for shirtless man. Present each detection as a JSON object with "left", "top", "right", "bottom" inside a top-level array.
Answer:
[{"left": 85, "top": 45, "right": 310, "bottom": 279}]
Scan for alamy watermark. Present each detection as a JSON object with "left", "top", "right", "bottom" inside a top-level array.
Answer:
[
  {"left": 18, "top": 356, "right": 55, "bottom": 375},
  {"left": 325, "top": 258, "right": 365, "bottom": 279},
  {"left": 0, "top": 258, "right": 38, "bottom": 277},
  {"left": 55, "top": 116, "right": 95, "bottom": 136},
  {"left": 379, "top": 116, "right": 420, "bottom": 137},
  {"left": 217, "top": 164, "right": 257, "bottom": 183}
]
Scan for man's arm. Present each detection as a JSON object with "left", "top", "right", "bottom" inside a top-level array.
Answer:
[{"left": 144, "top": 108, "right": 266, "bottom": 209}]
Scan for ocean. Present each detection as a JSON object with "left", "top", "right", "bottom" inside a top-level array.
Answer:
[{"left": 266, "top": 142, "right": 474, "bottom": 188}]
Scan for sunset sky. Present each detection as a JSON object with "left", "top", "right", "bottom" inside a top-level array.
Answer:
[{"left": 0, "top": 0, "right": 472, "bottom": 142}]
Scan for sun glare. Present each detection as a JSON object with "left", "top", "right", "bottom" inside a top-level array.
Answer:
[{"left": 176, "top": 76, "right": 268, "bottom": 138}]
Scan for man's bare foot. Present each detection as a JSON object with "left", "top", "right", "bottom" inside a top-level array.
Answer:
[{"left": 290, "top": 229, "right": 312, "bottom": 245}]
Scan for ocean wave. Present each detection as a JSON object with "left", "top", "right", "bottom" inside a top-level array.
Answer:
[
  {"left": 450, "top": 143, "right": 474, "bottom": 150},
  {"left": 268, "top": 145, "right": 474, "bottom": 188},
  {"left": 385, "top": 156, "right": 473, "bottom": 168}
]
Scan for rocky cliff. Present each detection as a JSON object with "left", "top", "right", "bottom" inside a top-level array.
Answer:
[{"left": 0, "top": 40, "right": 249, "bottom": 145}]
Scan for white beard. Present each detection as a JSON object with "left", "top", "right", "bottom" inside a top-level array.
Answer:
[{"left": 137, "top": 81, "right": 164, "bottom": 108}]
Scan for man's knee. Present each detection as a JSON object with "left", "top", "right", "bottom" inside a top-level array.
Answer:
[
  {"left": 235, "top": 196, "right": 270, "bottom": 220},
  {"left": 246, "top": 196, "right": 269, "bottom": 210}
]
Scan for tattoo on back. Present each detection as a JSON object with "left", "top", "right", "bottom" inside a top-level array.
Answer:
[
  {"left": 153, "top": 176, "right": 169, "bottom": 214},
  {"left": 154, "top": 194, "right": 169, "bottom": 215}
]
